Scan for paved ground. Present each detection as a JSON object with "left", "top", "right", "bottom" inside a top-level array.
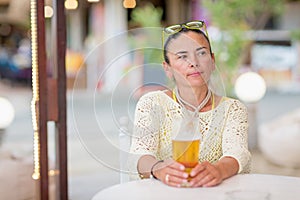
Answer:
[{"left": 1, "top": 82, "right": 300, "bottom": 200}]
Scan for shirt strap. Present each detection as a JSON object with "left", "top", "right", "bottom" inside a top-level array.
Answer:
[
  {"left": 172, "top": 89, "right": 177, "bottom": 101},
  {"left": 212, "top": 93, "right": 215, "bottom": 110}
]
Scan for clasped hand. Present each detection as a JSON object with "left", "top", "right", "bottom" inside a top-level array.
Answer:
[{"left": 154, "top": 159, "right": 223, "bottom": 188}]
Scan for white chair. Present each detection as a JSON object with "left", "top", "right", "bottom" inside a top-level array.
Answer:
[
  {"left": 119, "top": 116, "right": 131, "bottom": 183},
  {"left": 258, "top": 108, "right": 300, "bottom": 168}
]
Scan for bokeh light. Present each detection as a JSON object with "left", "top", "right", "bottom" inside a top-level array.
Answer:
[
  {"left": 235, "top": 72, "right": 267, "bottom": 103},
  {"left": 0, "top": 97, "right": 15, "bottom": 129}
]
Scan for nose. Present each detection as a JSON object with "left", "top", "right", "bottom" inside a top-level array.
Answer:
[
  {"left": 186, "top": 58, "right": 199, "bottom": 68},
  {"left": 186, "top": 53, "right": 199, "bottom": 68}
]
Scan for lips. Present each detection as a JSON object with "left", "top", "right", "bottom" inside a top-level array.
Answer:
[{"left": 187, "top": 71, "right": 201, "bottom": 77}]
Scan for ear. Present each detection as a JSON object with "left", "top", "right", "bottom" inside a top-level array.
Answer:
[
  {"left": 163, "top": 61, "right": 173, "bottom": 79},
  {"left": 211, "top": 53, "right": 216, "bottom": 71}
]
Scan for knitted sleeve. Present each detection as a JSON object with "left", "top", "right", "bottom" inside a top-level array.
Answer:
[
  {"left": 220, "top": 99, "right": 251, "bottom": 173},
  {"left": 128, "top": 92, "right": 161, "bottom": 178}
]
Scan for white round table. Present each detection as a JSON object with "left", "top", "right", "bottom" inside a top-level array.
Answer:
[{"left": 92, "top": 174, "right": 300, "bottom": 200}]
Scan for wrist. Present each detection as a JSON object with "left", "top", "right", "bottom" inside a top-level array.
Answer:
[
  {"left": 214, "top": 162, "right": 225, "bottom": 180},
  {"left": 216, "top": 157, "right": 239, "bottom": 180},
  {"left": 150, "top": 160, "right": 164, "bottom": 180}
]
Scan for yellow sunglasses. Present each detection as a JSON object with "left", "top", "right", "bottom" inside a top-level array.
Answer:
[{"left": 163, "top": 20, "right": 209, "bottom": 38}]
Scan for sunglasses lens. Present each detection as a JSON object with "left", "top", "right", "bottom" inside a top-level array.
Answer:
[
  {"left": 164, "top": 24, "right": 182, "bottom": 34},
  {"left": 186, "top": 21, "right": 204, "bottom": 29}
]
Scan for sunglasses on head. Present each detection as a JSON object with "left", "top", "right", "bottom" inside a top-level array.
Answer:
[
  {"left": 163, "top": 20, "right": 209, "bottom": 38},
  {"left": 162, "top": 20, "right": 211, "bottom": 62}
]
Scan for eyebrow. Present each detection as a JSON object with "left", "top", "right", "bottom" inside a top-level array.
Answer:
[
  {"left": 175, "top": 50, "right": 188, "bottom": 55},
  {"left": 196, "top": 47, "right": 207, "bottom": 51},
  {"left": 175, "top": 46, "right": 208, "bottom": 55}
]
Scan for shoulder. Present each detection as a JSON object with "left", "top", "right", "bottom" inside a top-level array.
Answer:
[
  {"left": 134, "top": 90, "right": 176, "bottom": 118},
  {"left": 137, "top": 90, "right": 171, "bottom": 102},
  {"left": 136, "top": 90, "right": 171, "bottom": 107},
  {"left": 220, "top": 97, "right": 247, "bottom": 111},
  {"left": 221, "top": 96, "right": 245, "bottom": 106}
]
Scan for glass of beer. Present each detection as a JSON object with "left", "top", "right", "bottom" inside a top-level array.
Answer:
[{"left": 172, "top": 117, "right": 200, "bottom": 177}]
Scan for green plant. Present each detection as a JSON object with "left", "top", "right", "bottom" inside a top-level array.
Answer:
[
  {"left": 130, "top": 3, "right": 163, "bottom": 28},
  {"left": 291, "top": 29, "right": 300, "bottom": 41},
  {"left": 129, "top": 3, "right": 164, "bottom": 65},
  {"left": 202, "top": 0, "right": 284, "bottom": 96}
]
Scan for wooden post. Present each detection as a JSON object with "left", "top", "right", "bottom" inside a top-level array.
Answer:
[
  {"left": 36, "top": 0, "right": 49, "bottom": 199},
  {"left": 52, "top": 0, "right": 68, "bottom": 199},
  {"left": 33, "top": 0, "right": 68, "bottom": 199}
]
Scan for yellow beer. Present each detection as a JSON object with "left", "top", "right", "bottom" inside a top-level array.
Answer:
[{"left": 172, "top": 139, "right": 200, "bottom": 174}]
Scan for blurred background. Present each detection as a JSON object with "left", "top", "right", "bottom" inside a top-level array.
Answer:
[{"left": 0, "top": 0, "right": 300, "bottom": 199}]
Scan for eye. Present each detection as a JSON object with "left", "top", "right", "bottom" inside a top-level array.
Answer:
[
  {"left": 177, "top": 54, "right": 187, "bottom": 59},
  {"left": 197, "top": 50, "right": 208, "bottom": 57}
]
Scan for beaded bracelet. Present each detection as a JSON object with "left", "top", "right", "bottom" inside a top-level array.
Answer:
[{"left": 150, "top": 160, "right": 164, "bottom": 180}]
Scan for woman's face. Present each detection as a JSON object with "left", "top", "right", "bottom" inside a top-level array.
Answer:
[{"left": 163, "top": 31, "right": 215, "bottom": 88}]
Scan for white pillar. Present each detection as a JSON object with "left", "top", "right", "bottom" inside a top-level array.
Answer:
[
  {"left": 68, "top": 7, "right": 85, "bottom": 51},
  {"left": 294, "top": 41, "right": 300, "bottom": 83},
  {"left": 166, "top": 0, "right": 182, "bottom": 24},
  {"left": 247, "top": 103, "right": 258, "bottom": 150},
  {"left": 102, "top": 0, "right": 128, "bottom": 93},
  {"left": 85, "top": 3, "right": 105, "bottom": 90}
]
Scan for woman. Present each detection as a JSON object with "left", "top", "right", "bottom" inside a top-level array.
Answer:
[{"left": 129, "top": 20, "right": 251, "bottom": 188}]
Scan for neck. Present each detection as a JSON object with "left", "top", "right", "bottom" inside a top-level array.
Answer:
[{"left": 176, "top": 85, "right": 209, "bottom": 108}]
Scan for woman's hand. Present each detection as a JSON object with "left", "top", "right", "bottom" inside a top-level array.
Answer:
[
  {"left": 188, "top": 161, "right": 223, "bottom": 187},
  {"left": 153, "top": 159, "right": 189, "bottom": 187},
  {"left": 188, "top": 157, "right": 239, "bottom": 187}
]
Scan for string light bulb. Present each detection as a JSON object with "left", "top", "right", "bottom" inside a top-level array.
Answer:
[
  {"left": 30, "top": 0, "right": 40, "bottom": 180},
  {"left": 44, "top": 5, "right": 53, "bottom": 18},
  {"left": 65, "top": 0, "right": 78, "bottom": 10},
  {"left": 123, "top": 0, "right": 136, "bottom": 8}
]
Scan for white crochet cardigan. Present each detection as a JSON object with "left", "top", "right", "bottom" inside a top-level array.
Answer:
[{"left": 129, "top": 90, "right": 251, "bottom": 179}]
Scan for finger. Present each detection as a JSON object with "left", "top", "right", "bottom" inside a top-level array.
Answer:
[
  {"left": 203, "top": 178, "right": 221, "bottom": 187},
  {"left": 170, "top": 174, "right": 189, "bottom": 186},
  {"left": 166, "top": 166, "right": 189, "bottom": 179},
  {"left": 203, "top": 163, "right": 222, "bottom": 179},
  {"left": 162, "top": 159, "right": 185, "bottom": 171},
  {"left": 164, "top": 174, "right": 188, "bottom": 188},
  {"left": 164, "top": 174, "right": 170, "bottom": 184},
  {"left": 169, "top": 161, "right": 186, "bottom": 171},
  {"left": 189, "top": 171, "right": 210, "bottom": 187},
  {"left": 197, "top": 174, "right": 215, "bottom": 187},
  {"left": 190, "top": 163, "right": 206, "bottom": 177},
  {"left": 167, "top": 181, "right": 182, "bottom": 188}
]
